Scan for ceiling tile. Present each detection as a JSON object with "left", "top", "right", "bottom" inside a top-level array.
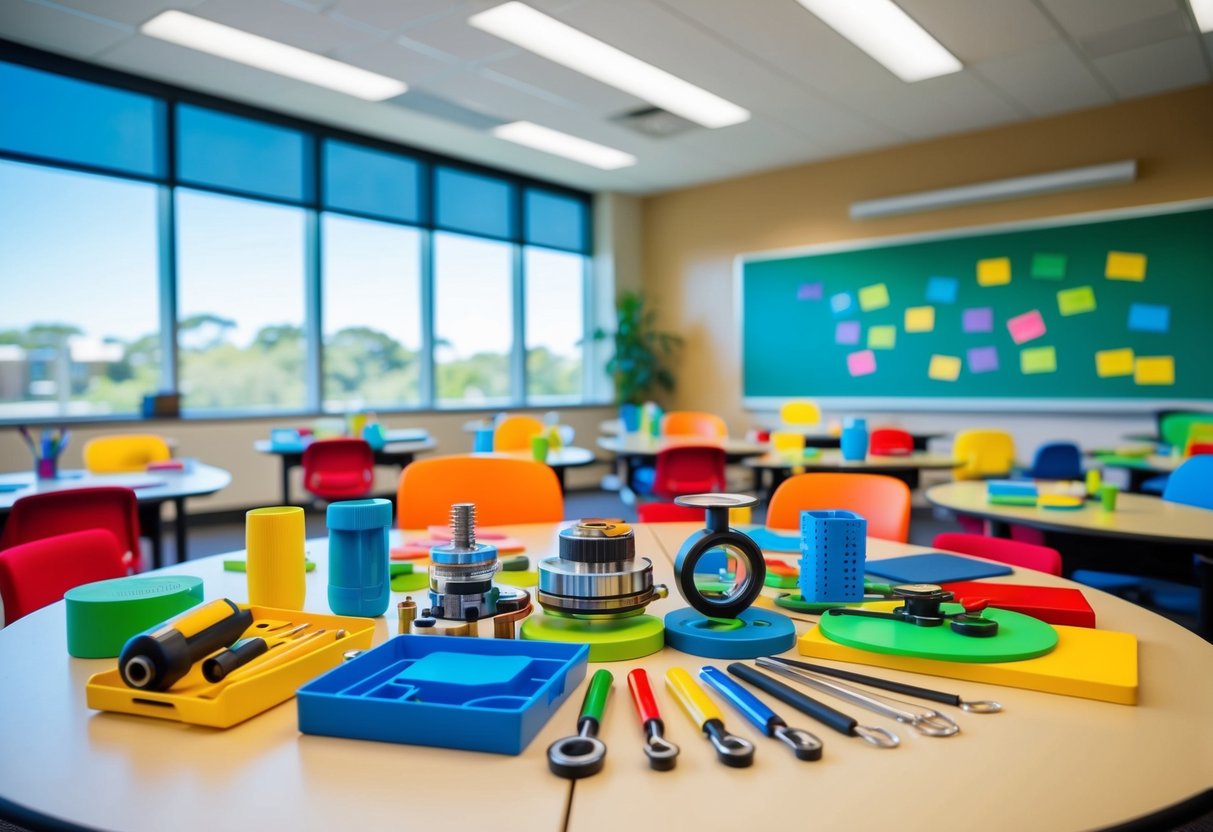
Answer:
[
  {"left": 1039, "top": 0, "right": 1182, "bottom": 38},
  {"left": 328, "top": 37, "right": 455, "bottom": 84},
  {"left": 327, "top": 0, "right": 460, "bottom": 33},
  {"left": 478, "top": 52, "right": 649, "bottom": 117},
  {"left": 47, "top": 0, "right": 206, "bottom": 27},
  {"left": 974, "top": 39, "right": 1113, "bottom": 115},
  {"left": 898, "top": 0, "right": 1058, "bottom": 62},
  {"left": 0, "top": 0, "right": 132, "bottom": 58},
  {"left": 193, "top": 0, "right": 382, "bottom": 53},
  {"left": 1092, "top": 34, "right": 1212, "bottom": 97},
  {"left": 847, "top": 70, "right": 1025, "bottom": 139},
  {"left": 396, "top": 11, "right": 516, "bottom": 62}
]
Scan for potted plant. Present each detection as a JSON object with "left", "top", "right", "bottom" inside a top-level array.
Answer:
[{"left": 597, "top": 291, "right": 683, "bottom": 413}]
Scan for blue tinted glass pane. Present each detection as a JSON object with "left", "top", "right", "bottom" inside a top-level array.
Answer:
[
  {"left": 324, "top": 140, "right": 421, "bottom": 223},
  {"left": 177, "top": 105, "right": 308, "bottom": 202},
  {"left": 525, "top": 190, "right": 587, "bottom": 252},
  {"left": 435, "top": 167, "right": 513, "bottom": 238},
  {"left": 0, "top": 62, "right": 162, "bottom": 176}
]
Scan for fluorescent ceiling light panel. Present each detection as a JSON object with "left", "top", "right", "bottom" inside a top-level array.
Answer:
[
  {"left": 140, "top": 11, "right": 407, "bottom": 101},
  {"left": 493, "top": 122, "right": 636, "bottom": 169},
  {"left": 795, "top": 0, "right": 962, "bottom": 82},
  {"left": 1190, "top": 0, "right": 1213, "bottom": 32},
  {"left": 468, "top": 2, "right": 749, "bottom": 128}
]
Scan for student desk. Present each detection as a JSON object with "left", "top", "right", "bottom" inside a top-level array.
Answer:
[
  {"left": 2, "top": 524, "right": 1212, "bottom": 832},
  {"left": 596, "top": 434, "right": 769, "bottom": 491},
  {"left": 1091, "top": 452, "right": 1183, "bottom": 492},
  {"left": 476, "top": 447, "right": 597, "bottom": 491},
  {"left": 925, "top": 481, "right": 1213, "bottom": 637},
  {"left": 253, "top": 436, "right": 437, "bottom": 505},
  {"left": 0, "top": 464, "right": 231, "bottom": 567},
  {"left": 743, "top": 450, "right": 959, "bottom": 495},
  {"left": 773, "top": 428, "right": 946, "bottom": 451}
]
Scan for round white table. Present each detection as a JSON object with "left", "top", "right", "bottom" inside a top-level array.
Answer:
[
  {"left": 744, "top": 450, "right": 959, "bottom": 494},
  {"left": 253, "top": 436, "right": 437, "bottom": 505}
]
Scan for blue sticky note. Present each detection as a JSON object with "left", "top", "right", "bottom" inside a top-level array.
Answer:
[
  {"left": 1127, "top": 303, "right": 1169, "bottom": 333},
  {"left": 865, "top": 553, "right": 1013, "bottom": 583},
  {"left": 830, "top": 292, "right": 853, "bottom": 315},
  {"left": 926, "top": 276, "right": 958, "bottom": 304}
]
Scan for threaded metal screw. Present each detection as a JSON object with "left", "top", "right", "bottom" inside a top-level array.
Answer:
[{"left": 450, "top": 502, "right": 476, "bottom": 549}]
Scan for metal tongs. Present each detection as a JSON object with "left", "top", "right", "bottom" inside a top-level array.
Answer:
[{"left": 755, "top": 658, "right": 960, "bottom": 737}]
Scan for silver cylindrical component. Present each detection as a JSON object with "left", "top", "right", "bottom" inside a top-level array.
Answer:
[
  {"left": 427, "top": 502, "right": 500, "bottom": 621},
  {"left": 536, "top": 521, "right": 666, "bottom": 617}
]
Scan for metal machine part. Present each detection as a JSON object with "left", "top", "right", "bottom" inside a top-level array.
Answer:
[
  {"left": 535, "top": 521, "right": 667, "bottom": 618},
  {"left": 426, "top": 503, "right": 500, "bottom": 621},
  {"left": 827, "top": 583, "right": 1000, "bottom": 638},
  {"left": 672, "top": 494, "right": 765, "bottom": 620}
]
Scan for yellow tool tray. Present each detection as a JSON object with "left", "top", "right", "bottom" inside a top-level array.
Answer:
[{"left": 85, "top": 606, "right": 376, "bottom": 728}]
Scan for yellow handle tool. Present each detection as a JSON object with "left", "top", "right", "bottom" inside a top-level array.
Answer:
[{"left": 665, "top": 667, "right": 754, "bottom": 767}]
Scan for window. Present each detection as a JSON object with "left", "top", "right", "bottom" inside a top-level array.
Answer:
[
  {"left": 321, "top": 214, "right": 424, "bottom": 411},
  {"left": 525, "top": 189, "right": 588, "bottom": 252},
  {"left": 434, "top": 167, "right": 514, "bottom": 239},
  {"left": 175, "top": 189, "right": 307, "bottom": 413},
  {"left": 433, "top": 233, "right": 514, "bottom": 406},
  {"left": 0, "top": 160, "right": 161, "bottom": 418},
  {"left": 177, "top": 105, "right": 310, "bottom": 203},
  {"left": 525, "top": 247, "right": 585, "bottom": 402},
  {"left": 324, "top": 140, "right": 422, "bottom": 224}
]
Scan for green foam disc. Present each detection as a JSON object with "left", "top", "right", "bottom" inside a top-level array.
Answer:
[
  {"left": 520, "top": 613, "right": 664, "bottom": 662},
  {"left": 64, "top": 575, "right": 204, "bottom": 658},
  {"left": 390, "top": 572, "right": 429, "bottom": 592},
  {"left": 816, "top": 601, "right": 1058, "bottom": 663},
  {"left": 496, "top": 570, "right": 538, "bottom": 588}
]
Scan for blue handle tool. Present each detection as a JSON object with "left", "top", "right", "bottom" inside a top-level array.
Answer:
[{"left": 700, "top": 666, "right": 822, "bottom": 761}]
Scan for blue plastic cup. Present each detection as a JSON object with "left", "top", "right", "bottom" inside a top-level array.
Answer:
[
  {"left": 327, "top": 498, "right": 392, "bottom": 617},
  {"left": 620, "top": 403, "right": 641, "bottom": 433},
  {"left": 473, "top": 428, "right": 495, "bottom": 452}
]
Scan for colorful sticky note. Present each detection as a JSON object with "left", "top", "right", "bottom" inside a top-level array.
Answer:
[
  {"left": 977, "top": 257, "right": 1011, "bottom": 286},
  {"left": 1021, "top": 345, "right": 1057, "bottom": 375},
  {"left": 858, "top": 283, "right": 890, "bottom": 311},
  {"left": 967, "top": 346, "right": 999, "bottom": 374},
  {"left": 847, "top": 349, "right": 877, "bottom": 377},
  {"left": 796, "top": 282, "right": 823, "bottom": 301},
  {"left": 1031, "top": 253, "right": 1067, "bottom": 279},
  {"left": 926, "top": 276, "right": 958, "bottom": 304},
  {"left": 831, "top": 292, "right": 853, "bottom": 315},
  {"left": 1127, "top": 303, "right": 1170, "bottom": 333},
  {"left": 928, "top": 354, "right": 962, "bottom": 382},
  {"left": 1096, "top": 348, "right": 1135, "bottom": 378},
  {"left": 1057, "top": 285, "right": 1096, "bottom": 317},
  {"left": 1134, "top": 356, "right": 1175, "bottom": 386},
  {"left": 867, "top": 325, "right": 896, "bottom": 350},
  {"left": 962, "top": 307, "right": 993, "bottom": 333},
  {"left": 1007, "top": 309, "right": 1046, "bottom": 344},
  {"left": 1106, "top": 251, "right": 1147, "bottom": 281},
  {"left": 835, "top": 320, "right": 861, "bottom": 345},
  {"left": 904, "top": 306, "right": 935, "bottom": 333}
]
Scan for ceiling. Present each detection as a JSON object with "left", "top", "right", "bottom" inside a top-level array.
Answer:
[{"left": 1, "top": 0, "right": 1211, "bottom": 195}]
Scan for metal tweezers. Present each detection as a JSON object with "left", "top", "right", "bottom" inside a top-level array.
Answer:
[{"left": 755, "top": 658, "right": 961, "bottom": 737}]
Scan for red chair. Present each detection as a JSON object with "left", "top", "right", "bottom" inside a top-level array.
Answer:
[
  {"left": 869, "top": 428, "right": 914, "bottom": 457},
  {"left": 302, "top": 438, "right": 375, "bottom": 501},
  {"left": 0, "top": 529, "right": 128, "bottom": 625},
  {"left": 933, "top": 532, "right": 1062, "bottom": 576},
  {"left": 637, "top": 502, "right": 703, "bottom": 522},
  {"left": 0, "top": 486, "right": 142, "bottom": 572},
  {"left": 650, "top": 445, "right": 727, "bottom": 500}
]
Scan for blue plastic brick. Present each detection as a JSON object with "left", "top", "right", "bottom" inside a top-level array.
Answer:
[
  {"left": 986, "top": 479, "right": 1037, "bottom": 497},
  {"left": 799, "top": 510, "right": 866, "bottom": 603},
  {"left": 296, "top": 636, "right": 588, "bottom": 756}
]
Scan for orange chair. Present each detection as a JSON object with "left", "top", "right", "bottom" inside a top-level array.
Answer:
[
  {"left": 0, "top": 486, "right": 143, "bottom": 572},
  {"left": 766, "top": 473, "right": 911, "bottom": 542},
  {"left": 660, "top": 411, "right": 727, "bottom": 439},
  {"left": 650, "top": 445, "right": 727, "bottom": 500},
  {"left": 396, "top": 455, "right": 564, "bottom": 529},
  {"left": 933, "top": 532, "right": 1062, "bottom": 576},
  {"left": 637, "top": 502, "right": 703, "bottom": 522},
  {"left": 302, "top": 438, "right": 375, "bottom": 501},
  {"left": 0, "top": 529, "right": 127, "bottom": 626},
  {"left": 493, "top": 415, "right": 545, "bottom": 451},
  {"left": 83, "top": 434, "right": 171, "bottom": 473},
  {"left": 869, "top": 428, "right": 914, "bottom": 457}
]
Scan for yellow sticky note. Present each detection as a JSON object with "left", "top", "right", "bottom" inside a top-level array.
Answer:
[
  {"left": 867, "top": 325, "right": 896, "bottom": 350},
  {"left": 1106, "top": 251, "right": 1147, "bottom": 281},
  {"left": 905, "top": 306, "right": 935, "bottom": 333},
  {"left": 858, "top": 283, "right": 890, "bottom": 311},
  {"left": 1057, "top": 285, "right": 1096, "bottom": 316},
  {"left": 977, "top": 257, "right": 1011, "bottom": 286},
  {"left": 928, "top": 354, "right": 962, "bottom": 381},
  {"left": 1096, "top": 348, "right": 1135, "bottom": 378},
  {"left": 1021, "top": 345, "right": 1057, "bottom": 375},
  {"left": 1134, "top": 356, "right": 1175, "bottom": 385}
]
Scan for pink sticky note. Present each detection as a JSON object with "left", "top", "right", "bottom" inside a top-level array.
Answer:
[
  {"left": 797, "top": 282, "right": 823, "bottom": 301},
  {"left": 835, "top": 321, "right": 861, "bottom": 345},
  {"left": 1007, "top": 309, "right": 1046, "bottom": 344},
  {"left": 962, "top": 307, "right": 993, "bottom": 333},
  {"left": 847, "top": 349, "right": 877, "bottom": 377}
]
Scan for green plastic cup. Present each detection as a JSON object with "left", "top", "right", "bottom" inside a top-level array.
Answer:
[
  {"left": 1099, "top": 484, "right": 1119, "bottom": 512},
  {"left": 531, "top": 435, "right": 550, "bottom": 462}
]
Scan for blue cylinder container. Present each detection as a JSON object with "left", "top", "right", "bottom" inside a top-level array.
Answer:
[
  {"left": 840, "top": 417, "right": 869, "bottom": 462},
  {"left": 327, "top": 498, "right": 393, "bottom": 617}
]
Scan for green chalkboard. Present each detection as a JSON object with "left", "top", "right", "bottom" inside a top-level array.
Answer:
[{"left": 740, "top": 202, "right": 1213, "bottom": 409}]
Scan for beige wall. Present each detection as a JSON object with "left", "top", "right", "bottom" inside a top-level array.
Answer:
[{"left": 641, "top": 83, "right": 1213, "bottom": 454}]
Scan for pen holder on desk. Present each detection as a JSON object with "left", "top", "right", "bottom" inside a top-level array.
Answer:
[
  {"left": 473, "top": 428, "right": 495, "bottom": 453},
  {"left": 36, "top": 456, "right": 58, "bottom": 480}
]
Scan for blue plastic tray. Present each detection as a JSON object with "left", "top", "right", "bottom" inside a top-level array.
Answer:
[{"left": 296, "top": 635, "right": 589, "bottom": 755}]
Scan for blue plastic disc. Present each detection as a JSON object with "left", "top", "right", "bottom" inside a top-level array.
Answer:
[{"left": 663, "top": 607, "right": 796, "bottom": 659}]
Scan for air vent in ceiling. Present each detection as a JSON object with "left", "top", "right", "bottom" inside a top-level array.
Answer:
[
  {"left": 610, "top": 106, "right": 699, "bottom": 138},
  {"left": 385, "top": 90, "right": 507, "bottom": 131}
]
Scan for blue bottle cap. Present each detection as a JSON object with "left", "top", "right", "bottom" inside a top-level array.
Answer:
[{"left": 327, "top": 498, "right": 392, "bottom": 531}]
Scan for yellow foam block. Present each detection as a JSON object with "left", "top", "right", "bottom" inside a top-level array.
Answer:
[{"left": 798, "top": 622, "right": 1138, "bottom": 705}]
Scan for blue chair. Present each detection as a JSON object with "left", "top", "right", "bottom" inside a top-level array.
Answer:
[
  {"left": 1023, "top": 441, "right": 1083, "bottom": 480},
  {"left": 1073, "top": 456, "right": 1213, "bottom": 611}
]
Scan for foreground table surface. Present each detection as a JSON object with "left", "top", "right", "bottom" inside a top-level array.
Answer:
[{"left": 2, "top": 523, "right": 1212, "bottom": 831}]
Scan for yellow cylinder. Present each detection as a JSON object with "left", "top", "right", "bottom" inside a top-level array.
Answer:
[{"left": 246, "top": 506, "right": 306, "bottom": 610}]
